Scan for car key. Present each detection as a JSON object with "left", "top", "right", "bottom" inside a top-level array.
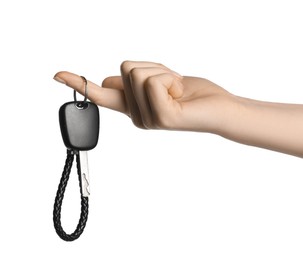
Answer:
[
  {"left": 53, "top": 76, "right": 99, "bottom": 241},
  {"left": 59, "top": 99, "right": 99, "bottom": 196}
]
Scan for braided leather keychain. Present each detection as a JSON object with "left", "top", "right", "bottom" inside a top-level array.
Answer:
[
  {"left": 53, "top": 76, "right": 100, "bottom": 241},
  {"left": 53, "top": 150, "right": 89, "bottom": 241}
]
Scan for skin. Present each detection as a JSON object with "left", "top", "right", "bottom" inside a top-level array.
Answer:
[{"left": 54, "top": 61, "right": 303, "bottom": 158}]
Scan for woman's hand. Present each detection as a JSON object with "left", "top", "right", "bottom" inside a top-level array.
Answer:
[
  {"left": 54, "top": 61, "right": 235, "bottom": 134},
  {"left": 54, "top": 60, "right": 303, "bottom": 157}
]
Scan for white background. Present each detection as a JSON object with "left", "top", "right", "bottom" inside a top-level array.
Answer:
[{"left": 1, "top": 0, "right": 303, "bottom": 259}]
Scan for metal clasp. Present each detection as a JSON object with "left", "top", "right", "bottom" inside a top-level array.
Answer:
[{"left": 74, "top": 76, "right": 88, "bottom": 109}]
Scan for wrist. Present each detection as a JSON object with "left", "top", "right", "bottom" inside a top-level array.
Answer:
[{"left": 209, "top": 94, "right": 243, "bottom": 137}]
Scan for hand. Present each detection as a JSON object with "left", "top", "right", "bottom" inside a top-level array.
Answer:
[
  {"left": 54, "top": 60, "right": 303, "bottom": 157},
  {"left": 54, "top": 61, "right": 235, "bottom": 134}
]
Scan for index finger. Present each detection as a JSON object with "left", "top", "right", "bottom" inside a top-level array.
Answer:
[{"left": 54, "top": 71, "right": 128, "bottom": 114}]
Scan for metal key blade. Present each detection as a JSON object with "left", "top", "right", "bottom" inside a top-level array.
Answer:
[{"left": 79, "top": 151, "right": 90, "bottom": 197}]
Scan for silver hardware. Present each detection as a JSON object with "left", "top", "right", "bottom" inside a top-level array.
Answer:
[
  {"left": 79, "top": 151, "right": 90, "bottom": 197},
  {"left": 74, "top": 76, "right": 88, "bottom": 103}
]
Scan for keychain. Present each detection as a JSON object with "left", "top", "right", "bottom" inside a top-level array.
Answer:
[{"left": 53, "top": 76, "right": 100, "bottom": 241}]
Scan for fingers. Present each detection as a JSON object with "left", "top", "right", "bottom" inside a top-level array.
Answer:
[
  {"left": 54, "top": 71, "right": 128, "bottom": 114},
  {"left": 120, "top": 61, "right": 167, "bottom": 128},
  {"left": 54, "top": 61, "right": 184, "bottom": 130},
  {"left": 120, "top": 61, "right": 182, "bottom": 128},
  {"left": 145, "top": 73, "right": 184, "bottom": 129}
]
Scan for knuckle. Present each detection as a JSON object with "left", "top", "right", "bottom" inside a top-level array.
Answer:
[
  {"left": 129, "top": 67, "right": 144, "bottom": 82},
  {"left": 129, "top": 67, "right": 140, "bottom": 77},
  {"left": 144, "top": 75, "right": 158, "bottom": 87},
  {"left": 120, "top": 60, "right": 133, "bottom": 74},
  {"left": 144, "top": 74, "right": 165, "bottom": 90}
]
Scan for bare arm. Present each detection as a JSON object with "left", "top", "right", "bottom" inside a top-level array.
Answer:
[
  {"left": 224, "top": 96, "right": 303, "bottom": 157},
  {"left": 54, "top": 61, "right": 303, "bottom": 158}
]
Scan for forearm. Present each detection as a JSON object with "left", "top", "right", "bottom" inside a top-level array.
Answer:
[
  {"left": 222, "top": 96, "right": 303, "bottom": 158},
  {"left": 54, "top": 66, "right": 303, "bottom": 158}
]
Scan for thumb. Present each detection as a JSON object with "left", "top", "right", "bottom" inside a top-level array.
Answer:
[
  {"left": 145, "top": 73, "right": 184, "bottom": 125},
  {"left": 53, "top": 71, "right": 128, "bottom": 114}
]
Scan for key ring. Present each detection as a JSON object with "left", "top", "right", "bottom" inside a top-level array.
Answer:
[
  {"left": 53, "top": 150, "right": 89, "bottom": 241},
  {"left": 74, "top": 76, "right": 88, "bottom": 103},
  {"left": 54, "top": 75, "right": 100, "bottom": 241}
]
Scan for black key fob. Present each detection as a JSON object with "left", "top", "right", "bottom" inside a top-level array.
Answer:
[{"left": 59, "top": 101, "right": 100, "bottom": 151}]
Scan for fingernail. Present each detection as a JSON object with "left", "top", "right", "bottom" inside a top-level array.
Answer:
[{"left": 53, "top": 75, "right": 66, "bottom": 84}]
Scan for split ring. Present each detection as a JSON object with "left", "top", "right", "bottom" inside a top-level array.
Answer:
[{"left": 74, "top": 76, "right": 88, "bottom": 103}]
